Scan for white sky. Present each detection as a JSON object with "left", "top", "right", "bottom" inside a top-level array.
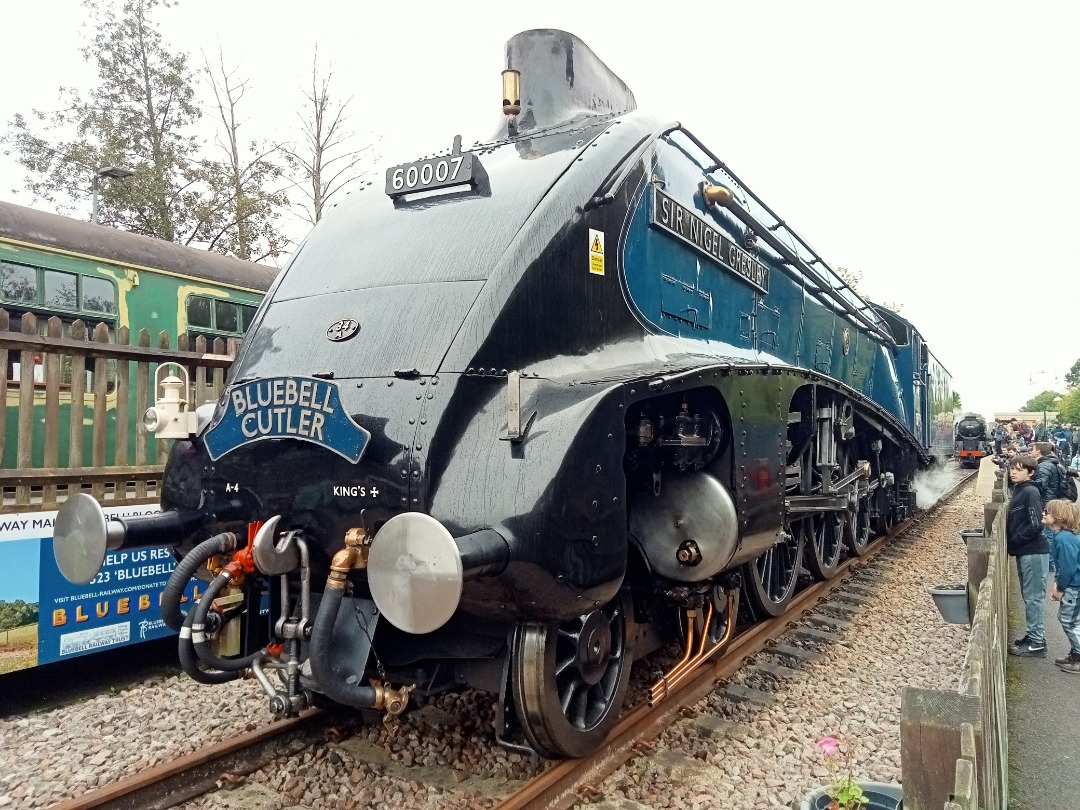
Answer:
[{"left": 2, "top": 0, "right": 1078, "bottom": 420}]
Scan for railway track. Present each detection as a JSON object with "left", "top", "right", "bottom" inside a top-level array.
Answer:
[{"left": 50, "top": 467, "right": 976, "bottom": 810}]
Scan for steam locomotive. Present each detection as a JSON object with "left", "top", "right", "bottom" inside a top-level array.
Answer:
[
  {"left": 955, "top": 414, "right": 990, "bottom": 468},
  {"left": 54, "top": 30, "right": 952, "bottom": 758}
]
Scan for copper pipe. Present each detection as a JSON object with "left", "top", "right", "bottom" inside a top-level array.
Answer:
[
  {"left": 654, "top": 603, "right": 715, "bottom": 698},
  {"left": 659, "top": 593, "right": 738, "bottom": 697},
  {"left": 648, "top": 592, "right": 737, "bottom": 705},
  {"left": 648, "top": 609, "right": 697, "bottom": 705}
]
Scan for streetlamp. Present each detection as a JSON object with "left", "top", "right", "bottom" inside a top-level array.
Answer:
[{"left": 91, "top": 166, "right": 134, "bottom": 225}]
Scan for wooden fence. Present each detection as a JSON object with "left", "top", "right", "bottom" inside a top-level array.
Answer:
[
  {"left": 0, "top": 308, "right": 238, "bottom": 513},
  {"left": 899, "top": 469, "right": 1009, "bottom": 810}
]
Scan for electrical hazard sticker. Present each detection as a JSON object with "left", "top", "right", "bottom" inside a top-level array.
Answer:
[{"left": 588, "top": 229, "right": 605, "bottom": 276}]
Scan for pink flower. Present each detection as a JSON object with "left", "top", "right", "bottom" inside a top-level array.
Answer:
[{"left": 817, "top": 736, "right": 840, "bottom": 757}]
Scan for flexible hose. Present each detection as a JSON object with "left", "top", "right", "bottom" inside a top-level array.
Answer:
[
  {"left": 309, "top": 585, "right": 377, "bottom": 708},
  {"left": 178, "top": 605, "right": 238, "bottom": 685},
  {"left": 160, "top": 532, "right": 238, "bottom": 632},
  {"left": 191, "top": 571, "right": 268, "bottom": 672}
]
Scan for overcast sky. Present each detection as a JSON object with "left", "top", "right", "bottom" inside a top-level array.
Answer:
[{"left": 2, "top": 0, "right": 1077, "bottom": 420}]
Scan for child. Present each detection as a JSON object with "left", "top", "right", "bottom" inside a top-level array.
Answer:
[
  {"left": 1007, "top": 456, "right": 1050, "bottom": 656},
  {"left": 1046, "top": 499, "right": 1080, "bottom": 673}
]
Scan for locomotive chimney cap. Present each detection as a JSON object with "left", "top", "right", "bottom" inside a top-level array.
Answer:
[{"left": 496, "top": 30, "right": 636, "bottom": 137}]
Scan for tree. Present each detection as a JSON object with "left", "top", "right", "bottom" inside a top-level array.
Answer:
[
  {"left": 1020, "top": 390, "right": 1065, "bottom": 413},
  {"left": 280, "top": 48, "right": 379, "bottom": 226},
  {"left": 7, "top": 0, "right": 200, "bottom": 240},
  {"left": 1066, "top": 357, "right": 1080, "bottom": 389},
  {"left": 949, "top": 391, "right": 963, "bottom": 411},
  {"left": 200, "top": 51, "right": 290, "bottom": 262},
  {"left": 5, "top": 0, "right": 288, "bottom": 259},
  {"left": 1057, "top": 387, "right": 1080, "bottom": 424},
  {"left": 0, "top": 599, "right": 38, "bottom": 632}
]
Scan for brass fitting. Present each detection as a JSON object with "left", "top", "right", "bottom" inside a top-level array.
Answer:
[
  {"left": 702, "top": 183, "right": 733, "bottom": 207},
  {"left": 369, "top": 679, "right": 413, "bottom": 716},
  {"left": 327, "top": 527, "right": 370, "bottom": 590},
  {"left": 501, "top": 69, "right": 521, "bottom": 116}
]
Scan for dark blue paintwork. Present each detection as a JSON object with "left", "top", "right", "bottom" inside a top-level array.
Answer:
[{"left": 619, "top": 133, "right": 908, "bottom": 429}]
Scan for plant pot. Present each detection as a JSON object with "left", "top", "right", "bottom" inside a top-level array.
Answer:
[
  {"left": 928, "top": 584, "right": 969, "bottom": 624},
  {"left": 800, "top": 781, "right": 903, "bottom": 810}
]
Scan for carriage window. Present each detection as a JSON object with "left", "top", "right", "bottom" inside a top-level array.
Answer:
[
  {"left": 240, "top": 304, "right": 257, "bottom": 331},
  {"left": 82, "top": 276, "right": 117, "bottom": 314},
  {"left": 0, "top": 262, "right": 37, "bottom": 303},
  {"left": 214, "top": 300, "right": 238, "bottom": 333},
  {"left": 44, "top": 270, "right": 78, "bottom": 309},
  {"left": 187, "top": 296, "right": 213, "bottom": 328}
]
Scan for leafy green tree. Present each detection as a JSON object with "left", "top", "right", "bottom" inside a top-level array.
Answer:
[
  {"left": 950, "top": 391, "right": 962, "bottom": 411},
  {"left": 1065, "top": 358, "right": 1080, "bottom": 389},
  {"left": 1020, "top": 390, "right": 1065, "bottom": 413},
  {"left": 0, "top": 599, "right": 38, "bottom": 631},
  {"left": 7, "top": 0, "right": 199, "bottom": 239},
  {"left": 1057, "top": 387, "right": 1080, "bottom": 424},
  {"left": 5, "top": 0, "right": 288, "bottom": 259}
]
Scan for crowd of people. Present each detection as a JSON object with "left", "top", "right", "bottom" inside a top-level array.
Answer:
[
  {"left": 992, "top": 420, "right": 1078, "bottom": 463},
  {"left": 993, "top": 421, "right": 1080, "bottom": 672}
]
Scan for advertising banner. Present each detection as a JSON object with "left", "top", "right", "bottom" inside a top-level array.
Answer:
[{"left": 0, "top": 504, "right": 200, "bottom": 674}]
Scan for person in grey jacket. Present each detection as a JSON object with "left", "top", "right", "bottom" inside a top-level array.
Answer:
[{"left": 1008, "top": 455, "right": 1051, "bottom": 656}]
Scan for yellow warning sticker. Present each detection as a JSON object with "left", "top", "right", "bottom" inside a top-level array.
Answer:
[{"left": 588, "top": 228, "right": 605, "bottom": 276}]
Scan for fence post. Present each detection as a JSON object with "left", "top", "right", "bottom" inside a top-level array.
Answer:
[{"left": 900, "top": 687, "right": 980, "bottom": 809}]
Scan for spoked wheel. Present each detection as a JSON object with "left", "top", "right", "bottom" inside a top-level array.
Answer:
[
  {"left": 845, "top": 496, "right": 871, "bottom": 555},
  {"left": 512, "top": 589, "right": 633, "bottom": 758},
  {"left": 803, "top": 510, "right": 844, "bottom": 580},
  {"left": 742, "top": 523, "right": 805, "bottom": 618},
  {"left": 836, "top": 448, "right": 870, "bottom": 556},
  {"left": 872, "top": 509, "right": 894, "bottom": 537}
]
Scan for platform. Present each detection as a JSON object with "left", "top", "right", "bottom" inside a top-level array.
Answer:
[{"left": 980, "top": 457, "right": 1080, "bottom": 808}]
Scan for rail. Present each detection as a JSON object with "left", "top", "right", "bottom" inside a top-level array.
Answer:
[
  {"left": 899, "top": 467, "right": 1008, "bottom": 809},
  {"left": 0, "top": 308, "right": 238, "bottom": 513}
]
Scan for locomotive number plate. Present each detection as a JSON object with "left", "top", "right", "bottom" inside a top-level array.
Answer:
[{"left": 385, "top": 153, "right": 477, "bottom": 198}]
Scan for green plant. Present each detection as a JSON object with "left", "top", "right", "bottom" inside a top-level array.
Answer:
[{"left": 817, "top": 736, "right": 868, "bottom": 809}]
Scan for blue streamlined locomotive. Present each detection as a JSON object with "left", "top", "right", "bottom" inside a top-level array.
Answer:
[{"left": 54, "top": 30, "right": 953, "bottom": 758}]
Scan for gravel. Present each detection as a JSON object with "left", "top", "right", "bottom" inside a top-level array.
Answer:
[{"left": 0, "top": 476, "right": 977, "bottom": 810}]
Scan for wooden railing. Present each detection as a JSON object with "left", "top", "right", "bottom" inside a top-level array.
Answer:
[
  {"left": 0, "top": 308, "right": 238, "bottom": 512},
  {"left": 899, "top": 470, "right": 1009, "bottom": 810}
]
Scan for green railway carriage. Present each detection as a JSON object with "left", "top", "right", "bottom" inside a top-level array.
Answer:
[
  {"left": 0, "top": 200, "right": 276, "bottom": 675},
  {"left": 0, "top": 201, "right": 277, "bottom": 468}
]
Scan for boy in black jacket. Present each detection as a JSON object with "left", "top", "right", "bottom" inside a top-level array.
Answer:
[{"left": 1008, "top": 455, "right": 1051, "bottom": 656}]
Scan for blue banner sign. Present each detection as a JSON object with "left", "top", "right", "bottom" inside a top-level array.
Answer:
[
  {"left": 0, "top": 504, "right": 203, "bottom": 674},
  {"left": 204, "top": 376, "right": 371, "bottom": 463}
]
